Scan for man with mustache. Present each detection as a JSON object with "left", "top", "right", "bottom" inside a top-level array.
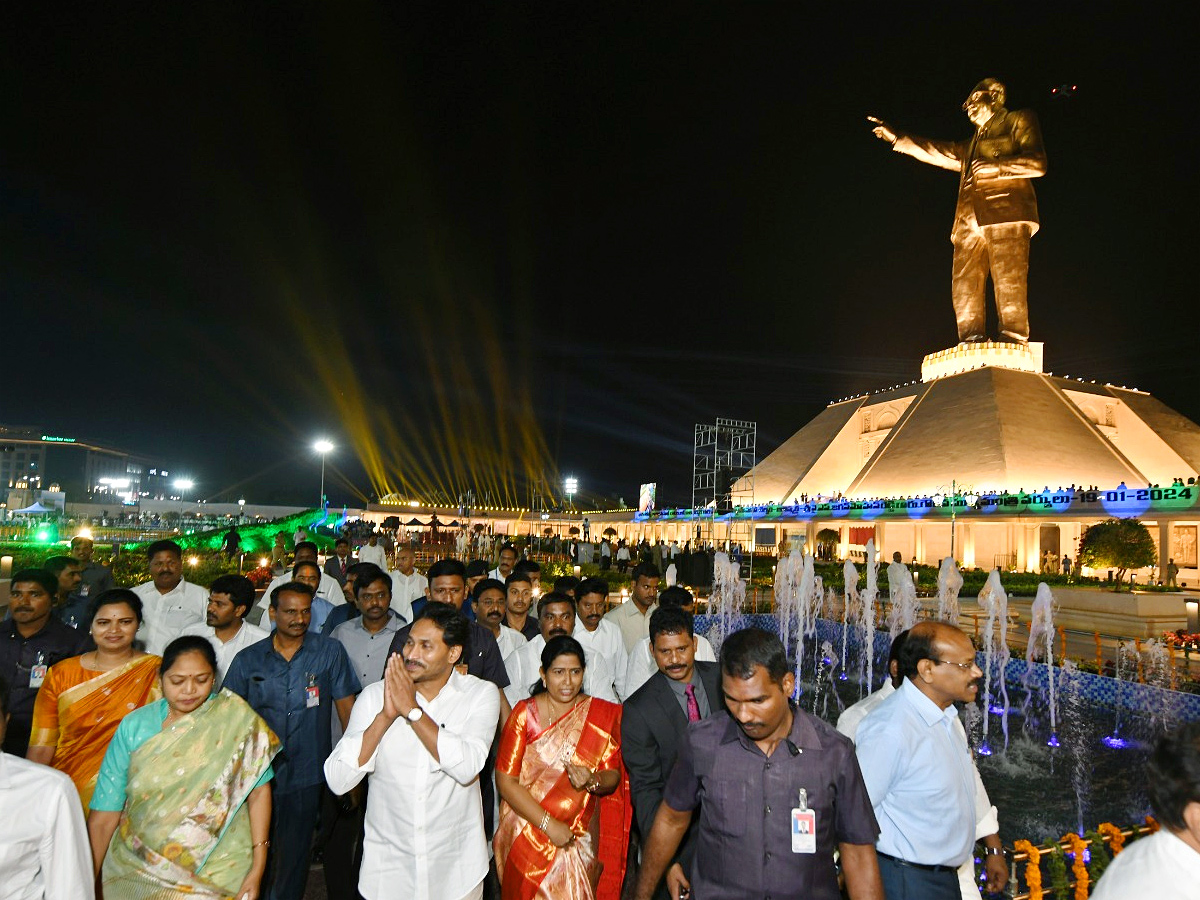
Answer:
[
  {"left": 572, "top": 577, "right": 627, "bottom": 698},
  {"left": 325, "top": 604, "right": 499, "bottom": 900},
  {"left": 621, "top": 605, "right": 723, "bottom": 900},
  {"left": 855, "top": 622, "right": 1003, "bottom": 899},
  {"left": 179, "top": 574, "right": 267, "bottom": 683},
  {"left": 838, "top": 630, "right": 1005, "bottom": 900},
  {"left": 131, "top": 539, "right": 210, "bottom": 655},
  {"left": 502, "top": 592, "right": 617, "bottom": 706},
  {"left": 0, "top": 569, "right": 88, "bottom": 756},
  {"left": 622, "top": 587, "right": 716, "bottom": 698},
  {"left": 634, "top": 628, "right": 882, "bottom": 900},
  {"left": 470, "top": 578, "right": 526, "bottom": 688}
]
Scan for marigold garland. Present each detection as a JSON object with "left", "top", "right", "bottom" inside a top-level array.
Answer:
[
  {"left": 1013, "top": 839, "right": 1042, "bottom": 900},
  {"left": 1097, "top": 822, "right": 1125, "bottom": 855},
  {"left": 1063, "top": 833, "right": 1089, "bottom": 900},
  {"left": 1146, "top": 815, "right": 1159, "bottom": 833}
]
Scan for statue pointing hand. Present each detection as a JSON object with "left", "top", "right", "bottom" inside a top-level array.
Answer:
[{"left": 869, "top": 79, "right": 1048, "bottom": 344}]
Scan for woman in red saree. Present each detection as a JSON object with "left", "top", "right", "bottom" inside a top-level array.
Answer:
[{"left": 495, "top": 634, "right": 630, "bottom": 900}]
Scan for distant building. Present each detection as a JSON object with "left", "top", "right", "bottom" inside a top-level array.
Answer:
[{"left": 0, "top": 424, "right": 175, "bottom": 506}]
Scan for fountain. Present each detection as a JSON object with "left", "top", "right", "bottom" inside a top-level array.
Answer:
[
  {"left": 1024, "top": 583, "right": 1059, "bottom": 746},
  {"left": 840, "top": 559, "right": 858, "bottom": 681},
  {"left": 1103, "top": 642, "right": 1139, "bottom": 749},
  {"left": 936, "top": 555, "right": 963, "bottom": 623},
  {"left": 977, "top": 568, "right": 1012, "bottom": 755},
  {"left": 886, "top": 552, "right": 919, "bottom": 636},
  {"left": 705, "top": 551, "right": 746, "bottom": 657},
  {"left": 856, "top": 539, "right": 879, "bottom": 697}
]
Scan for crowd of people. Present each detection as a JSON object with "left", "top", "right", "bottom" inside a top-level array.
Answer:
[{"left": 2, "top": 535, "right": 1199, "bottom": 900}]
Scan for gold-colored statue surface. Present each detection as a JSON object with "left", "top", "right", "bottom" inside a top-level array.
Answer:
[{"left": 870, "top": 79, "right": 1047, "bottom": 344}]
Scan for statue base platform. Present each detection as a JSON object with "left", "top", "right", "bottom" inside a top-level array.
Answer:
[{"left": 921, "top": 340, "right": 1044, "bottom": 382}]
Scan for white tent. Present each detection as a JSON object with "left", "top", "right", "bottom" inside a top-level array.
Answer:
[{"left": 12, "top": 501, "right": 54, "bottom": 515}]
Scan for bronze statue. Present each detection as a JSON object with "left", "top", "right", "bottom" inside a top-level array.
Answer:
[{"left": 869, "top": 79, "right": 1047, "bottom": 344}]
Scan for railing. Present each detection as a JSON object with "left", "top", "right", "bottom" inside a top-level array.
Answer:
[{"left": 1006, "top": 822, "right": 1156, "bottom": 899}]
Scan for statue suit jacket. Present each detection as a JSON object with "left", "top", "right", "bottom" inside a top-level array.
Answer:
[
  {"left": 621, "top": 660, "right": 724, "bottom": 893},
  {"left": 892, "top": 107, "right": 1047, "bottom": 236}
]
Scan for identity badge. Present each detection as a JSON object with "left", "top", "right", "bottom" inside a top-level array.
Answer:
[
  {"left": 305, "top": 673, "right": 320, "bottom": 708},
  {"left": 29, "top": 664, "right": 48, "bottom": 688},
  {"left": 791, "top": 808, "right": 817, "bottom": 854}
]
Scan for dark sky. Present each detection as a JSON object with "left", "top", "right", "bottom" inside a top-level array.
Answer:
[{"left": 2, "top": 5, "right": 1194, "bottom": 508}]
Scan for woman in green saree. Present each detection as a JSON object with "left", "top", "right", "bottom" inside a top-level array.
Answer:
[{"left": 88, "top": 635, "right": 280, "bottom": 900}]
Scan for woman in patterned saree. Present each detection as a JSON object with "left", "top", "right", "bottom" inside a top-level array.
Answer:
[
  {"left": 88, "top": 635, "right": 280, "bottom": 900},
  {"left": 27, "top": 589, "right": 161, "bottom": 811},
  {"left": 494, "top": 635, "right": 630, "bottom": 900}
]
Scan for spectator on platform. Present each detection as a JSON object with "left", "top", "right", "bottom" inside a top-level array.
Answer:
[
  {"left": 131, "top": 540, "right": 210, "bottom": 656},
  {"left": 224, "top": 581, "right": 360, "bottom": 900},
  {"left": 0, "top": 673, "right": 96, "bottom": 899},
  {"left": 179, "top": 574, "right": 268, "bottom": 684},
  {"left": 0, "top": 569, "right": 88, "bottom": 756},
  {"left": 1092, "top": 721, "right": 1200, "bottom": 896}
]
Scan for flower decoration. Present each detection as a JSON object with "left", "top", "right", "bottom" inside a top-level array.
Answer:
[
  {"left": 1013, "top": 839, "right": 1041, "bottom": 900},
  {"left": 1097, "top": 822, "right": 1124, "bottom": 855},
  {"left": 1063, "top": 833, "right": 1088, "bottom": 899}
]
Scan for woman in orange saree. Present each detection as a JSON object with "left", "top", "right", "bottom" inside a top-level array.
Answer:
[
  {"left": 495, "top": 635, "right": 630, "bottom": 900},
  {"left": 27, "top": 589, "right": 161, "bottom": 811}
]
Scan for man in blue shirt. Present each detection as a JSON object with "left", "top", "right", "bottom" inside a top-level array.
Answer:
[
  {"left": 224, "top": 581, "right": 360, "bottom": 900},
  {"left": 855, "top": 621, "right": 1004, "bottom": 899}
]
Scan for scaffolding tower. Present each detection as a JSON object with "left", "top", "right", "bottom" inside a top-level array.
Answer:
[{"left": 692, "top": 419, "right": 756, "bottom": 563}]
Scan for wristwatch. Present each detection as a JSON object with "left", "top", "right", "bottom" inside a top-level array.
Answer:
[{"left": 405, "top": 707, "right": 424, "bottom": 724}]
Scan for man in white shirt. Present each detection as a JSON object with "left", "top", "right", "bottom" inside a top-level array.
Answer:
[
  {"left": 254, "top": 541, "right": 344, "bottom": 618},
  {"left": 0, "top": 674, "right": 95, "bottom": 900},
  {"left": 622, "top": 586, "right": 716, "bottom": 698},
  {"left": 325, "top": 605, "right": 500, "bottom": 900},
  {"left": 470, "top": 578, "right": 527, "bottom": 689},
  {"left": 504, "top": 592, "right": 617, "bottom": 706},
  {"left": 488, "top": 543, "right": 518, "bottom": 583},
  {"left": 131, "top": 539, "right": 209, "bottom": 655},
  {"left": 1093, "top": 721, "right": 1200, "bottom": 898},
  {"left": 572, "top": 578, "right": 627, "bottom": 697},
  {"left": 179, "top": 574, "right": 267, "bottom": 683},
  {"left": 358, "top": 533, "right": 388, "bottom": 569},
  {"left": 604, "top": 562, "right": 659, "bottom": 653},
  {"left": 838, "top": 629, "right": 1002, "bottom": 900},
  {"left": 388, "top": 545, "right": 427, "bottom": 623}
]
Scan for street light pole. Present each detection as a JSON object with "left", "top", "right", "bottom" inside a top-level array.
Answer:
[{"left": 313, "top": 440, "right": 334, "bottom": 510}]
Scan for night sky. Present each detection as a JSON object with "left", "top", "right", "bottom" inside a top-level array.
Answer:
[{"left": 2, "top": 6, "right": 1194, "bottom": 508}]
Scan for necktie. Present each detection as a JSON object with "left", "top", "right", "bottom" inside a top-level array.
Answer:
[{"left": 684, "top": 683, "right": 701, "bottom": 723}]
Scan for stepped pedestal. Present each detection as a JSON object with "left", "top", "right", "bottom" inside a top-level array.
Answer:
[{"left": 922, "top": 340, "right": 1044, "bottom": 382}]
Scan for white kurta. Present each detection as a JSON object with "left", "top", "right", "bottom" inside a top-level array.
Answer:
[
  {"left": 1091, "top": 829, "right": 1200, "bottom": 899},
  {"left": 254, "top": 571, "right": 344, "bottom": 613},
  {"left": 132, "top": 578, "right": 210, "bottom": 656},
  {"left": 503, "top": 635, "right": 618, "bottom": 706},
  {"left": 179, "top": 620, "right": 269, "bottom": 682},
  {"left": 325, "top": 671, "right": 500, "bottom": 900},
  {"left": 573, "top": 618, "right": 629, "bottom": 698},
  {"left": 357, "top": 544, "right": 388, "bottom": 568},
  {"left": 0, "top": 752, "right": 95, "bottom": 900}
]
